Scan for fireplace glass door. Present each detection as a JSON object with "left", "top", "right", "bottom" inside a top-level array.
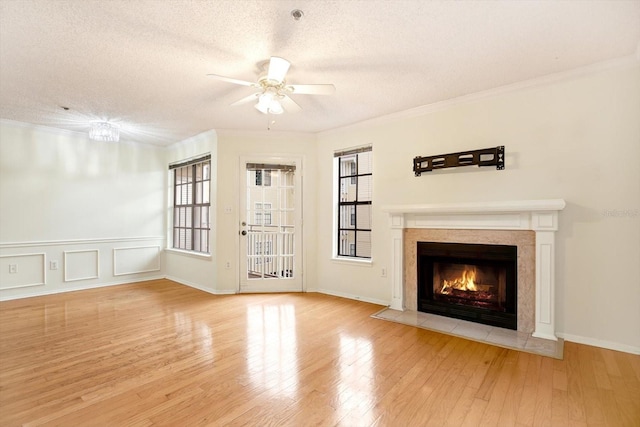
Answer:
[{"left": 418, "top": 242, "right": 517, "bottom": 330}]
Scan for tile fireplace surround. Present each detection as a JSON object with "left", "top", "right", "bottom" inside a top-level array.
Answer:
[{"left": 381, "top": 199, "right": 566, "bottom": 342}]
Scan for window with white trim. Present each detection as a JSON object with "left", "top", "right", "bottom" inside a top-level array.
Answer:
[
  {"left": 170, "top": 155, "right": 211, "bottom": 253},
  {"left": 335, "top": 146, "right": 372, "bottom": 259}
]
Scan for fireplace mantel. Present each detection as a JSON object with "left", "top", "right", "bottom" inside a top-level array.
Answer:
[{"left": 381, "top": 199, "right": 566, "bottom": 341}]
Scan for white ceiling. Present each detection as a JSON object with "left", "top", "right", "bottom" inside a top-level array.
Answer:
[{"left": 1, "top": 0, "right": 639, "bottom": 146}]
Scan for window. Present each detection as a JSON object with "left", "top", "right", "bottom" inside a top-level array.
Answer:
[
  {"left": 170, "top": 155, "right": 211, "bottom": 253},
  {"left": 336, "top": 146, "right": 372, "bottom": 259},
  {"left": 254, "top": 202, "right": 272, "bottom": 225},
  {"left": 255, "top": 170, "right": 271, "bottom": 186}
]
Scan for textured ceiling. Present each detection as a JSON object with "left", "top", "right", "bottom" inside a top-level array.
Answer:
[{"left": 1, "top": 0, "right": 639, "bottom": 146}]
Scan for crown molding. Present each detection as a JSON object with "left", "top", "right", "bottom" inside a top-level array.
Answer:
[{"left": 320, "top": 53, "right": 640, "bottom": 137}]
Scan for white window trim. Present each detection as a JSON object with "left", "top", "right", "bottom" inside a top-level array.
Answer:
[
  {"left": 169, "top": 156, "right": 212, "bottom": 254},
  {"left": 331, "top": 152, "right": 373, "bottom": 265}
]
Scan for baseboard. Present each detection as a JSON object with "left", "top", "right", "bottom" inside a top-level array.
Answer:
[
  {"left": 0, "top": 275, "right": 165, "bottom": 301},
  {"left": 557, "top": 332, "right": 640, "bottom": 355},
  {"left": 165, "top": 275, "right": 236, "bottom": 295},
  {"left": 315, "top": 288, "right": 388, "bottom": 307}
]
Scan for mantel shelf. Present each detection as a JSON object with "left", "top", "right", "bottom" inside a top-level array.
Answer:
[{"left": 381, "top": 199, "right": 566, "bottom": 215}]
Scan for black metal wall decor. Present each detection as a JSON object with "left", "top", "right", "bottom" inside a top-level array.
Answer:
[{"left": 413, "top": 146, "right": 504, "bottom": 176}]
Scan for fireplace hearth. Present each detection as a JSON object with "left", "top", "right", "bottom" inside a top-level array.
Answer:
[{"left": 418, "top": 242, "right": 517, "bottom": 330}]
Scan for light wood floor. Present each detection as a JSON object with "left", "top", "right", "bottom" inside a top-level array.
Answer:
[{"left": 1, "top": 279, "right": 638, "bottom": 426}]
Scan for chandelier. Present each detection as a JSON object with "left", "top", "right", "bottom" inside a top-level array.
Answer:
[{"left": 89, "top": 122, "right": 120, "bottom": 142}]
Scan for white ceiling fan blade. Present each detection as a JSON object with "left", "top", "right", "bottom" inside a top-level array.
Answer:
[
  {"left": 207, "top": 74, "right": 256, "bottom": 87},
  {"left": 280, "top": 95, "right": 302, "bottom": 113},
  {"left": 286, "top": 84, "right": 336, "bottom": 95},
  {"left": 267, "top": 57, "right": 290, "bottom": 83},
  {"left": 230, "top": 93, "right": 259, "bottom": 106}
]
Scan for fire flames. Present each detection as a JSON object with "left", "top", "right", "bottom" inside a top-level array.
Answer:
[{"left": 441, "top": 267, "right": 478, "bottom": 294}]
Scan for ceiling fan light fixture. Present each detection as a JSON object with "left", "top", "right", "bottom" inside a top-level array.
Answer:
[
  {"left": 269, "top": 99, "right": 284, "bottom": 115},
  {"left": 266, "top": 56, "right": 290, "bottom": 84},
  {"left": 255, "top": 93, "right": 284, "bottom": 115},
  {"left": 208, "top": 55, "right": 334, "bottom": 117},
  {"left": 89, "top": 121, "right": 120, "bottom": 142},
  {"left": 255, "top": 92, "right": 273, "bottom": 113}
]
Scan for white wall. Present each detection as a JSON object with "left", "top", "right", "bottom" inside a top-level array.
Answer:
[
  {"left": 316, "top": 63, "right": 640, "bottom": 352},
  {"left": 0, "top": 121, "right": 166, "bottom": 299}
]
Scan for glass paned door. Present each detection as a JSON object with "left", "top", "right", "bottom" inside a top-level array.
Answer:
[{"left": 239, "top": 159, "right": 302, "bottom": 292}]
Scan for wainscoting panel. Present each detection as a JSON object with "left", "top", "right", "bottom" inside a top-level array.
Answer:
[
  {"left": 0, "top": 253, "right": 46, "bottom": 290},
  {"left": 64, "top": 249, "right": 99, "bottom": 282},
  {"left": 113, "top": 246, "right": 161, "bottom": 276},
  {"left": 0, "top": 237, "right": 164, "bottom": 300}
]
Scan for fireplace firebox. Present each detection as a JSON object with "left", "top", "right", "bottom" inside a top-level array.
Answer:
[{"left": 417, "top": 242, "right": 517, "bottom": 330}]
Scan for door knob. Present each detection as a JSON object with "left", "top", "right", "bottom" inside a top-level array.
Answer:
[{"left": 241, "top": 230, "right": 247, "bottom": 236}]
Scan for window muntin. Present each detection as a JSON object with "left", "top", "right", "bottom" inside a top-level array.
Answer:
[
  {"left": 336, "top": 147, "right": 372, "bottom": 259},
  {"left": 171, "top": 157, "right": 211, "bottom": 253},
  {"left": 254, "top": 202, "right": 272, "bottom": 225}
]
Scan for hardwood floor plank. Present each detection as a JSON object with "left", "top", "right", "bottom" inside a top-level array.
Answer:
[
  {"left": 598, "top": 388, "right": 625, "bottom": 427},
  {"left": 583, "top": 386, "right": 607, "bottom": 425},
  {"left": 532, "top": 357, "right": 554, "bottom": 426},
  {"left": 496, "top": 351, "right": 529, "bottom": 426},
  {"left": 444, "top": 384, "right": 479, "bottom": 426},
  {"left": 475, "top": 347, "right": 509, "bottom": 400},
  {"left": 552, "top": 366, "right": 568, "bottom": 391},
  {"left": 477, "top": 350, "right": 518, "bottom": 426},
  {"left": 381, "top": 338, "right": 471, "bottom": 425},
  {"left": 461, "top": 397, "right": 489, "bottom": 427},
  {"left": 1, "top": 279, "right": 638, "bottom": 427},
  {"left": 551, "top": 388, "right": 570, "bottom": 426},
  {"left": 515, "top": 352, "right": 543, "bottom": 426},
  {"left": 565, "top": 342, "right": 588, "bottom": 424}
]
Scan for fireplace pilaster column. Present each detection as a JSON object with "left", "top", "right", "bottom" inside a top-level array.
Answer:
[
  {"left": 389, "top": 213, "right": 405, "bottom": 310},
  {"left": 532, "top": 211, "right": 560, "bottom": 341}
]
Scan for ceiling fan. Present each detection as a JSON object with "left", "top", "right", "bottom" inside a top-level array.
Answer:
[{"left": 207, "top": 56, "right": 335, "bottom": 115}]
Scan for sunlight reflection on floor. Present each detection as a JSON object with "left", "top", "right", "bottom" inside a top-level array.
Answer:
[{"left": 246, "top": 304, "right": 298, "bottom": 398}]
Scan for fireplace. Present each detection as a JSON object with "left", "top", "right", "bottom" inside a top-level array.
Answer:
[
  {"left": 383, "top": 199, "right": 566, "bottom": 340},
  {"left": 418, "top": 242, "right": 517, "bottom": 330}
]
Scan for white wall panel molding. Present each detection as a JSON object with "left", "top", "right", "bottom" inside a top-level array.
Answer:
[
  {"left": 113, "top": 246, "right": 161, "bottom": 276},
  {"left": 0, "top": 236, "right": 165, "bottom": 249},
  {"left": 0, "top": 237, "right": 165, "bottom": 300},
  {"left": 0, "top": 253, "right": 46, "bottom": 290},
  {"left": 63, "top": 249, "right": 99, "bottom": 282}
]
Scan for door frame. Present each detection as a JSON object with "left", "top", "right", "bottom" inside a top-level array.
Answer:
[{"left": 237, "top": 154, "right": 304, "bottom": 293}]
